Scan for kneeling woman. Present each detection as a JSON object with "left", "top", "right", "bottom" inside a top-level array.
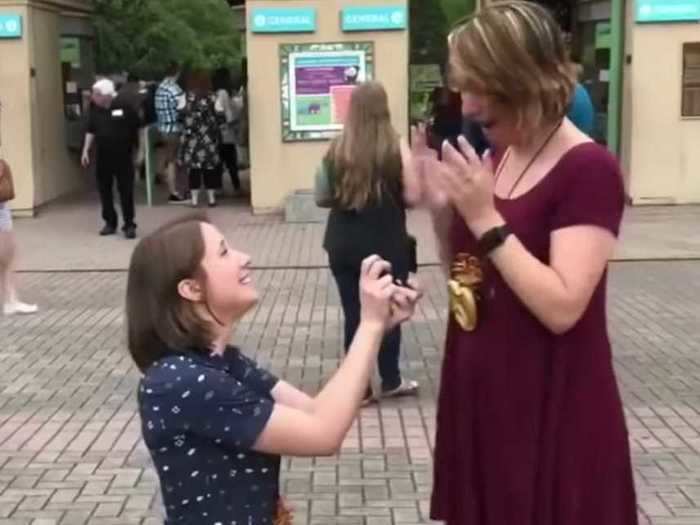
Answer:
[{"left": 126, "top": 214, "right": 418, "bottom": 524}]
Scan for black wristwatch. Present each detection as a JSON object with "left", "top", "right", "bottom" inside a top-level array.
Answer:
[{"left": 477, "top": 224, "right": 512, "bottom": 256}]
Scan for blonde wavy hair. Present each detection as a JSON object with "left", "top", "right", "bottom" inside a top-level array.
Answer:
[
  {"left": 448, "top": 1, "right": 576, "bottom": 131},
  {"left": 325, "top": 81, "right": 402, "bottom": 210}
]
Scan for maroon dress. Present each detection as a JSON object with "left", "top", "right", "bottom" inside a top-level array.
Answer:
[{"left": 430, "top": 143, "right": 638, "bottom": 525}]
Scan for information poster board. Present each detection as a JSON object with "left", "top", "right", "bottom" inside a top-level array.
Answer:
[{"left": 280, "top": 42, "right": 374, "bottom": 142}]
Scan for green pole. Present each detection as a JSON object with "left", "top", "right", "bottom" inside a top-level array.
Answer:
[
  {"left": 144, "top": 125, "right": 155, "bottom": 207},
  {"left": 607, "top": 0, "right": 624, "bottom": 155}
]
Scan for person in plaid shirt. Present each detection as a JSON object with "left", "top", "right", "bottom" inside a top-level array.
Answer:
[{"left": 155, "top": 63, "right": 187, "bottom": 203}]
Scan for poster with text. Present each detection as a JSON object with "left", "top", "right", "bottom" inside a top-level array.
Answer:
[{"left": 280, "top": 42, "right": 374, "bottom": 142}]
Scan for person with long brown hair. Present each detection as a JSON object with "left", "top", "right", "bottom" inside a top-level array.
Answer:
[
  {"left": 127, "top": 214, "right": 419, "bottom": 524},
  {"left": 413, "top": 2, "right": 638, "bottom": 523},
  {"left": 322, "top": 81, "right": 422, "bottom": 404}
]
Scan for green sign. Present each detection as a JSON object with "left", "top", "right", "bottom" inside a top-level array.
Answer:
[
  {"left": 60, "top": 37, "right": 81, "bottom": 68},
  {"left": 595, "top": 22, "right": 611, "bottom": 49},
  {"left": 250, "top": 7, "right": 316, "bottom": 33},
  {"left": 341, "top": 6, "right": 407, "bottom": 31},
  {"left": 0, "top": 14, "right": 22, "bottom": 38},
  {"left": 636, "top": 0, "right": 700, "bottom": 23}
]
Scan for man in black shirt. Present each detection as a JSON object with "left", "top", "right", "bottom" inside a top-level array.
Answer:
[{"left": 81, "top": 78, "right": 141, "bottom": 238}]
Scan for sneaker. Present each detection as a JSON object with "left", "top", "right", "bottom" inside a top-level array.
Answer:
[
  {"left": 168, "top": 194, "right": 186, "bottom": 204},
  {"left": 3, "top": 302, "right": 38, "bottom": 316},
  {"left": 99, "top": 225, "right": 117, "bottom": 236},
  {"left": 381, "top": 379, "right": 419, "bottom": 399},
  {"left": 123, "top": 225, "right": 137, "bottom": 239}
]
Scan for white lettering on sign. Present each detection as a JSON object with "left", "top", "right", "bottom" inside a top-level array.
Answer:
[
  {"left": 659, "top": 5, "right": 697, "bottom": 14},
  {"left": 345, "top": 10, "right": 404, "bottom": 27},
  {"left": 390, "top": 11, "right": 404, "bottom": 24},
  {"left": 265, "top": 15, "right": 310, "bottom": 26}
]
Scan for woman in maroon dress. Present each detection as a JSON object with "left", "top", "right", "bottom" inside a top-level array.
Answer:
[{"left": 415, "top": 2, "right": 639, "bottom": 524}]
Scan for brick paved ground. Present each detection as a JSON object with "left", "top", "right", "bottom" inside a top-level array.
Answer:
[
  {"left": 1, "top": 262, "right": 700, "bottom": 524},
  {"left": 12, "top": 192, "right": 700, "bottom": 271}
]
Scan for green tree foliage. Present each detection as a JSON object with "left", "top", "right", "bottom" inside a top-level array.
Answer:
[
  {"left": 410, "top": 0, "right": 450, "bottom": 65},
  {"left": 94, "top": 0, "right": 242, "bottom": 78},
  {"left": 440, "top": 0, "right": 477, "bottom": 26}
]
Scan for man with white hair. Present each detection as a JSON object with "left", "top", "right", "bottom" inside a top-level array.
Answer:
[{"left": 81, "top": 78, "right": 141, "bottom": 239}]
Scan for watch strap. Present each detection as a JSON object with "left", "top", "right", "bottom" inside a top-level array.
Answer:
[{"left": 477, "top": 224, "right": 511, "bottom": 256}]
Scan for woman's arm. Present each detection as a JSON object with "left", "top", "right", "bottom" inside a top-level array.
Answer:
[
  {"left": 252, "top": 256, "right": 419, "bottom": 457},
  {"left": 430, "top": 205, "right": 454, "bottom": 274},
  {"left": 399, "top": 137, "right": 422, "bottom": 206},
  {"left": 255, "top": 321, "right": 384, "bottom": 456},
  {"left": 436, "top": 138, "right": 623, "bottom": 335},
  {"left": 470, "top": 212, "right": 616, "bottom": 334},
  {"left": 270, "top": 381, "right": 315, "bottom": 413},
  {"left": 407, "top": 124, "right": 453, "bottom": 272},
  {"left": 223, "top": 91, "right": 235, "bottom": 124}
]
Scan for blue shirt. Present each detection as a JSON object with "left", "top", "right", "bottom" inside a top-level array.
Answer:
[
  {"left": 155, "top": 78, "right": 184, "bottom": 135},
  {"left": 567, "top": 83, "right": 595, "bottom": 136},
  {"left": 138, "top": 347, "right": 280, "bottom": 524}
]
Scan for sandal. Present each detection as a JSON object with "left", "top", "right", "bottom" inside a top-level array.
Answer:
[{"left": 381, "top": 379, "right": 419, "bottom": 399}]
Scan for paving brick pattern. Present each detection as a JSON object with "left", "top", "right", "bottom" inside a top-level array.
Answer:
[
  {"left": 1, "top": 262, "right": 699, "bottom": 524},
  {"left": 13, "top": 195, "right": 700, "bottom": 272}
]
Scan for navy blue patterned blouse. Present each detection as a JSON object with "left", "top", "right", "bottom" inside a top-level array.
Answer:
[{"left": 138, "top": 347, "right": 280, "bottom": 524}]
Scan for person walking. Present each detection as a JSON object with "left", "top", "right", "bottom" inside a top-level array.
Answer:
[
  {"left": 155, "top": 63, "right": 187, "bottom": 203},
  {"left": 414, "top": 3, "right": 638, "bottom": 524},
  {"left": 127, "top": 214, "right": 419, "bottom": 524},
  {"left": 319, "top": 81, "right": 422, "bottom": 404},
  {"left": 81, "top": 78, "right": 141, "bottom": 239},
  {"left": 179, "top": 71, "right": 223, "bottom": 208},
  {"left": 0, "top": 134, "right": 37, "bottom": 315}
]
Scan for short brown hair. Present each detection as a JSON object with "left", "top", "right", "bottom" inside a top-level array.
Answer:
[
  {"left": 126, "top": 213, "right": 215, "bottom": 372},
  {"left": 448, "top": 1, "right": 576, "bottom": 129}
]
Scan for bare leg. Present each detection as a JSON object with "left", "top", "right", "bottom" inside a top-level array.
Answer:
[
  {"left": 0, "top": 232, "right": 11, "bottom": 304},
  {"left": 166, "top": 161, "right": 179, "bottom": 196},
  {"left": 0, "top": 232, "right": 37, "bottom": 315}
]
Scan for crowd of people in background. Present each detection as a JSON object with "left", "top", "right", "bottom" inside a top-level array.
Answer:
[{"left": 81, "top": 63, "right": 249, "bottom": 238}]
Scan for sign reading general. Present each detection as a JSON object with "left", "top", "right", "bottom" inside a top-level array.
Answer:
[
  {"left": 341, "top": 5, "right": 407, "bottom": 32},
  {"left": 636, "top": 0, "right": 700, "bottom": 23},
  {"left": 0, "top": 14, "right": 22, "bottom": 39},
  {"left": 250, "top": 7, "right": 316, "bottom": 33}
]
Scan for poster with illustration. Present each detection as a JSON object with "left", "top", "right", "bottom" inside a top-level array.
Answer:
[{"left": 280, "top": 42, "right": 374, "bottom": 142}]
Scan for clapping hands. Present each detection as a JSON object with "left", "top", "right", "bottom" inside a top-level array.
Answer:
[{"left": 409, "top": 124, "right": 498, "bottom": 227}]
